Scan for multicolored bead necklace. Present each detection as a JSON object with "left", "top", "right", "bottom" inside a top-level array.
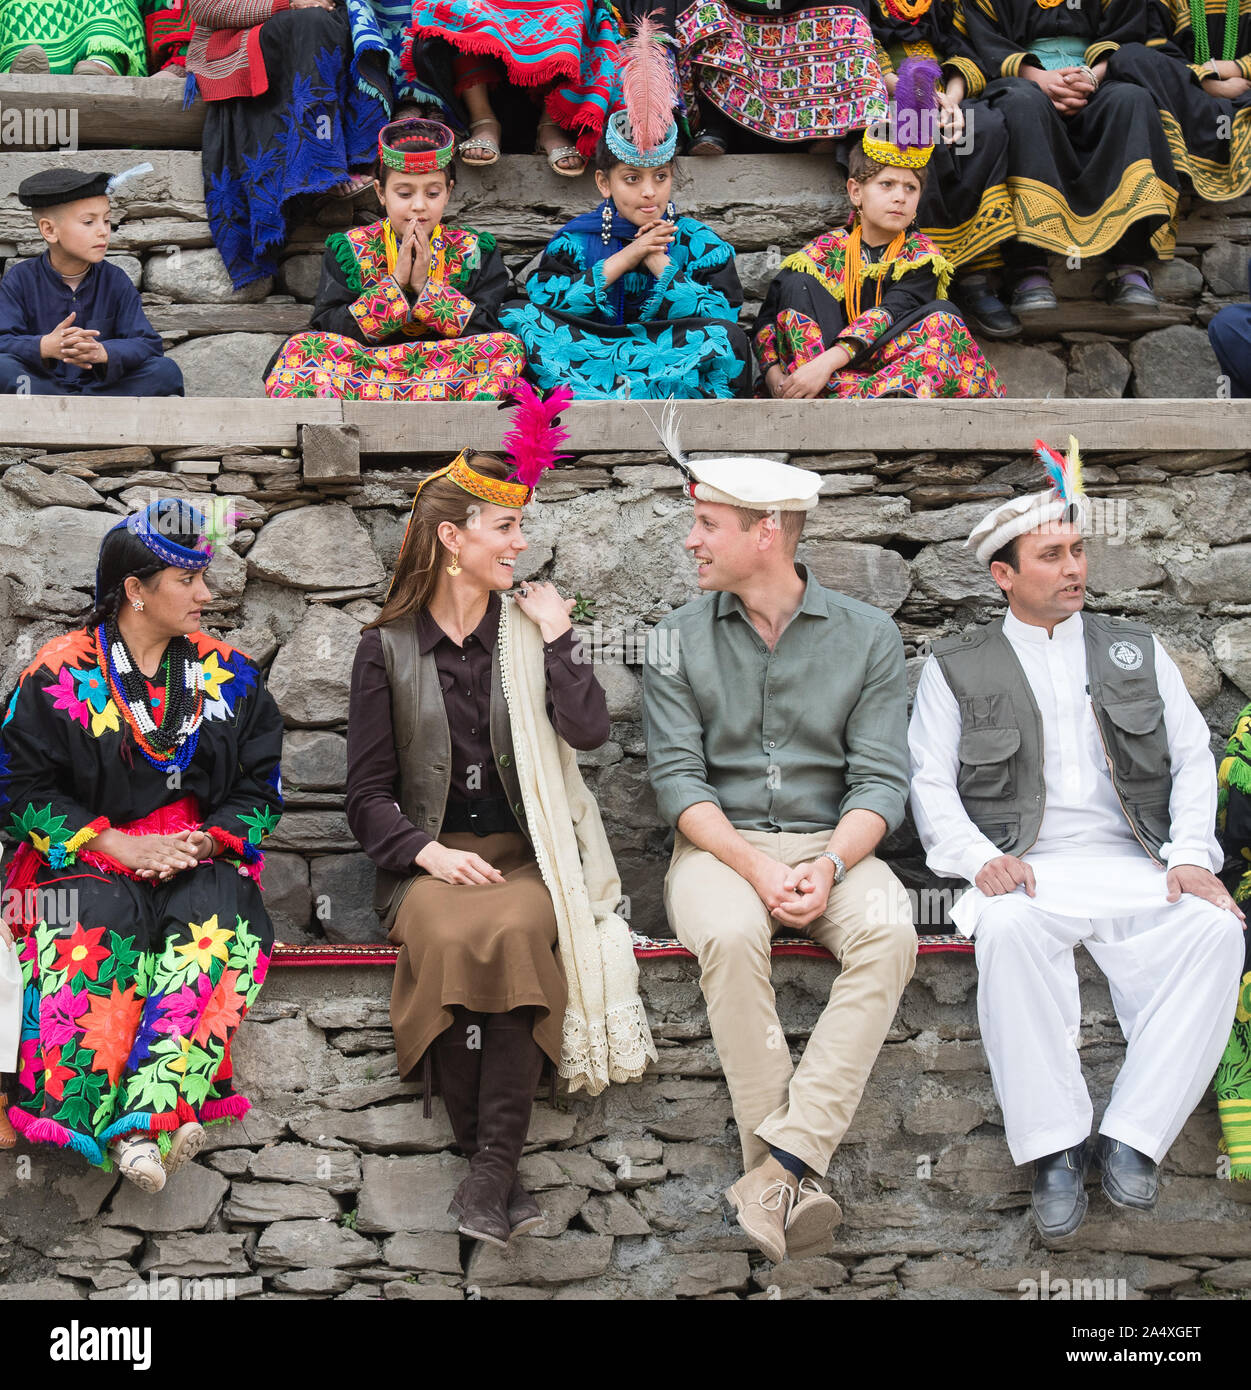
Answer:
[{"left": 97, "top": 621, "right": 204, "bottom": 772}]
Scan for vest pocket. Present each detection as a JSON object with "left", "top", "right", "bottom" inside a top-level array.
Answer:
[
  {"left": 956, "top": 726, "right": 1021, "bottom": 801},
  {"left": 1100, "top": 696, "right": 1166, "bottom": 781}
]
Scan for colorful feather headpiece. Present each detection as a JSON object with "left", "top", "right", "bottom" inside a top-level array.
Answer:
[
  {"left": 605, "top": 12, "right": 679, "bottom": 168},
  {"left": 388, "top": 385, "right": 571, "bottom": 595},
  {"left": 1035, "top": 434, "right": 1085, "bottom": 521},
  {"left": 862, "top": 56, "right": 942, "bottom": 169},
  {"left": 96, "top": 499, "right": 213, "bottom": 603}
]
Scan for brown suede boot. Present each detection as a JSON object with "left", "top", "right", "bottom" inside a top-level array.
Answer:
[
  {"left": 435, "top": 1008, "right": 485, "bottom": 1222},
  {"left": 454, "top": 1009, "right": 545, "bottom": 1247}
]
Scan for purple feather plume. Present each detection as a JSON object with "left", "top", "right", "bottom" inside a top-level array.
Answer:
[{"left": 894, "top": 57, "right": 941, "bottom": 150}]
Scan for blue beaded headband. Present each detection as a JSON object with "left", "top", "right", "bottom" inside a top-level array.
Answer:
[
  {"left": 95, "top": 500, "right": 213, "bottom": 602},
  {"left": 604, "top": 109, "right": 677, "bottom": 168}
]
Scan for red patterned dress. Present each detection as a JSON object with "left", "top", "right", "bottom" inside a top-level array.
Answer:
[
  {"left": 752, "top": 224, "right": 1004, "bottom": 398},
  {"left": 265, "top": 220, "right": 526, "bottom": 402}
]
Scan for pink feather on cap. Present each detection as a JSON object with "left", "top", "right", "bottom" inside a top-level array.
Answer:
[
  {"left": 502, "top": 381, "right": 574, "bottom": 491},
  {"left": 621, "top": 11, "right": 675, "bottom": 155}
]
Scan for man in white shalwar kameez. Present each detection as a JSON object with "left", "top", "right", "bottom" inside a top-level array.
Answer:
[{"left": 907, "top": 444, "right": 1246, "bottom": 1241}]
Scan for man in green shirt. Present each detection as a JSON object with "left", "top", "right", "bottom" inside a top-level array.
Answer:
[{"left": 643, "top": 454, "right": 916, "bottom": 1265}]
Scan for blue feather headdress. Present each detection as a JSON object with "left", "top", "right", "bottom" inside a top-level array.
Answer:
[{"left": 1035, "top": 435, "right": 1085, "bottom": 523}]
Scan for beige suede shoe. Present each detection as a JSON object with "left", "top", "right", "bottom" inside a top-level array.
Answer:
[
  {"left": 163, "top": 1121, "right": 206, "bottom": 1176},
  {"left": 725, "top": 1157, "right": 796, "bottom": 1264},
  {"left": 111, "top": 1135, "right": 166, "bottom": 1193},
  {"left": 785, "top": 1176, "right": 843, "bottom": 1259}
]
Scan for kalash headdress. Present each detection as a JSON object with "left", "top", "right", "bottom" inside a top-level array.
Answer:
[
  {"left": 862, "top": 57, "right": 942, "bottom": 170},
  {"left": 378, "top": 117, "right": 456, "bottom": 175},
  {"left": 968, "top": 436, "right": 1090, "bottom": 565},
  {"left": 604, "top": 12, "right": 679, "bottom": 169},
  {"left": 389, "top": 382, "right": 574, "bottom": 590},
  {"left": 645, "top": 400, "right": 822, "bottom": 512},
  {"left": 94, "top": 498, "right": 218, "bottom": 604}
]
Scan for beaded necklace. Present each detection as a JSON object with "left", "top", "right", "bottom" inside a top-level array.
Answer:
[
  {"left": 97, "top": 621, "right": 204, "bottom": 772},
  {"left": 843, "top": 223, "right": 909, "bottom": 321},
  {"left": 1190, "top": 0, "right": 1240, "bottom": 64}
]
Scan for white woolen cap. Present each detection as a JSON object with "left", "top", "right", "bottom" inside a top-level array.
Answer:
[
  {"left": 967, "top": 489, "right": 1089, "bottom": 565},
  {"left": 686, "top": 456, "right": 821, "bottom": 512}
]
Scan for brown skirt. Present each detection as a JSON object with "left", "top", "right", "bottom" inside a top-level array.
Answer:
[{"left": 388, "top": 830, "right": 567, "bottom": 1078}]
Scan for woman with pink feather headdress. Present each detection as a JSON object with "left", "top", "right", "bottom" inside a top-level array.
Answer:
[
  {"left": 752, "top": 57, "right": 1004, "bottom": 400},
  {"left": 346, "top": 382, "right": 655, "bottom": 1249},
  {"left": 500, "top": 14, "right": 754, "bottom": 398}
]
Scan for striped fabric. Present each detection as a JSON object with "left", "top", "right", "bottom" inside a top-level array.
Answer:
[{"left": 0, "top": 0, "right": 148, "bottom": 75}]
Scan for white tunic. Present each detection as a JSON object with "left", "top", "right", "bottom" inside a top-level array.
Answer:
[{"left": 907, "top": 608, "right": 1221, "bottom": 936}]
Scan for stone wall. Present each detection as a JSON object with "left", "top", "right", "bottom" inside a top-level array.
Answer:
[
  {"left": 2, "top": 956, "right": 1248, "bottom": 1301},
  {"left": 1, "top": 438, "right": 1248, "bottom": 943},
  {"left": 0, "top": 150, "right": 1247, "bottom": 397}
]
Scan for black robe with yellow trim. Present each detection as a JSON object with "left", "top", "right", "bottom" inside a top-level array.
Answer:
[
  {"left": 869, "top": 0, "right": 1014, "bottom": 267},
  {"left": 1106, "top": 0, "right": 1251, "bottom": 202},
  {"left": 958, "top": 0, "right": 1182, "bottom": 260}
]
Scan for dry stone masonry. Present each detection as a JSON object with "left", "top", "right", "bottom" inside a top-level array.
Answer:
[
  {"left": 0, "top": 151, "right": 1247, "bottom": 397},
  {"left": 0, "top": 434, "right": 1248, "bottom": 1299}
]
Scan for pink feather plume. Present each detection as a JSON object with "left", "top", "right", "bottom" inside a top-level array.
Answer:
[
  {"left": 502, "top": 381, "right": 573, "bottom": 490},
  {"left": 622, "top": 11, "right": 675, "bottom": 155}
]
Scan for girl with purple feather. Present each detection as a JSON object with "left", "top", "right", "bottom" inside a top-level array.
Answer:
[{"left": 753, "top": 58, "right": 1004, "bottom": 400}]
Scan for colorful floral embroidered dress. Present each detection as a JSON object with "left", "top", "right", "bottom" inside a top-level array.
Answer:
[
  {"left": 0, "top": 628, "right": 283, "bottom": 1167},
  {"left": 675, "top": 0, "right": 889, "bottom": 142},
  {"left": 500, "top": 210, "right": 753, "bottom": 399},
  {"left": 266, "top": 220, "right": 525, "bottom": 401},
  {"left": 752, "top": 224, "right": 1004, "bottom": 398}
]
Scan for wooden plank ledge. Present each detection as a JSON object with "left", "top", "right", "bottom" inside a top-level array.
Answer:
[
  {"left": 0, "top": 73, "right": 204, "bottom": 149},
  {"left": 1, "top": 398, "right": 1248, "bottom": 453}
]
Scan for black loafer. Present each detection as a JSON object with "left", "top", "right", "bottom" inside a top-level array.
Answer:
[
  {"left": 1010, "top": 276, "right": 1058, "bottom": 313},
  {"left": 1032, "top": 1142, "right": 1090, "bottom": 1241},
  {"left": 1108, "top": 272, "right": 1158, "bottom": 309},
  {"left": 1095, "top": 1136, "right": 1158, "bottom": 1210},
  {"left": 952, "top": 274, "right": 1021, "bottom": 339}
]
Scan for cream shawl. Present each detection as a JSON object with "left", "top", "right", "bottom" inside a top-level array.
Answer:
[{"left": 498, "top": 599, "right": 656, "bottom": 1095}]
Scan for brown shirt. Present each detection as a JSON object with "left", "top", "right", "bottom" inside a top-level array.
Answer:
[{"left": 347, "top": 592, "right": 611, "bottom": 874}]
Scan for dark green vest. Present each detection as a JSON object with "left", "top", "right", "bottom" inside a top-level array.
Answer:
[
  {"left": 931, "top": 612, "right": 1173, "bottom": 863},
  {"left": 374, "top": 615, "right": 529, "bottom": 928}
]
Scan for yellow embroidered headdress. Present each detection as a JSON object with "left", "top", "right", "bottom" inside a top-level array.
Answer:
[
  {"left": 862, "top": 57, "right": 942, "bottom": 169},
  {"left": 390, "top": 383, "right": 573, "bottom": 587}
]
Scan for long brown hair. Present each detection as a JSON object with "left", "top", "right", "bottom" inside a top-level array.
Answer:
[{"left": 364, "top": 453, "right": 513, "bottom": 629}]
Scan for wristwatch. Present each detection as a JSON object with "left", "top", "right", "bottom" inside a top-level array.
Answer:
[{"left": 821, "top": 850, "right": 847, "bottom": 884}]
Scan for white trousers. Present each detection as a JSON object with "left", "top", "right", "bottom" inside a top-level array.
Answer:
[{"left": 972, "top": 892, "right": 1245, "bottom": 1166}]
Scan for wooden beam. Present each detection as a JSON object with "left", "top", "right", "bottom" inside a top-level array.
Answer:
[
  {"left": 0, "top": 398, "right": 341, "bottom": 449},
  {"left": 0, "top": 74, "right": 204, "bottom": 149},
  {"left": 0, "top": 398, "right": 1245, "bottom": 454},
  {"left": 148, "top": 304, "right": 310, "bottom": 337},
  {"left": 344, "top": 399, "right": 1251, "bottom": 454}
]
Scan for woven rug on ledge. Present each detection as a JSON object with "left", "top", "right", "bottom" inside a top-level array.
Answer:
[{"left": 271, "top": 932, "right": 974, "bottom": 967}]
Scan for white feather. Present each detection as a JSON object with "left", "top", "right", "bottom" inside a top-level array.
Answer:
[{"left": 639, "top": 398, "right": 687, "bottom": 470}]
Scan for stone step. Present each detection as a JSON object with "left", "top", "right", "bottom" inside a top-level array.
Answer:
[{"left": 0, "top": 396, "right": 1245, "bottom": 454}]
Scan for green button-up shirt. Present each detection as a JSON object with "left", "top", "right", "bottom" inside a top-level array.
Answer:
[{"left": 642, "top": 565, "right": 910, "bottom": 834}]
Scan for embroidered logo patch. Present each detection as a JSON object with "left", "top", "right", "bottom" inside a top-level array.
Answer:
[{"left": 1108, "top": 640, "right": 1144, "bottom": 671}]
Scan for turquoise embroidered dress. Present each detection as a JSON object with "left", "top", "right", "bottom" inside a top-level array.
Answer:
[
  {"left": 0, "top": 628, "right": 284, "bottom": 1167},
  {"left": 500, "top": 209, "right": 754, "bottom": 399}
]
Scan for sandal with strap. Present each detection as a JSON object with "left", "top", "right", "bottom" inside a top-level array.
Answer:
[
  {"left": 537, "top": 119, "right": 586, "bottom": 177},
  {"left": 461, "top": 116, "right": 502, "bottom": 167},
  {"left": 111, "top": 1134, "right": 166, "bottom": 1193}
]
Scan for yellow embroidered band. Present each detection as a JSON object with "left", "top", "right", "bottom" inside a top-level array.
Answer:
[{"left": 862, "top": 134, "right": 934, "bottom": 168}]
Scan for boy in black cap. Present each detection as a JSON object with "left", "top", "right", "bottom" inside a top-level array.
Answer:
[{"left": 0, "top": 167, "right": 182, "bottom": 396}]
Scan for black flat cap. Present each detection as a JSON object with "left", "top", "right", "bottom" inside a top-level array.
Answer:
[{"left": 17, "top": 168, "right": 111, "bottom": 209}]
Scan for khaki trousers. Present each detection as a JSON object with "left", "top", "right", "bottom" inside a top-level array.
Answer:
[{"left": 664, "top": 830, "right": 917, "bottom": 1175}]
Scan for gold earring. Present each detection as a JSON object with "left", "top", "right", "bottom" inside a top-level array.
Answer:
[{"left": 446, "top": 551, "right": 462, "bottom": 577}]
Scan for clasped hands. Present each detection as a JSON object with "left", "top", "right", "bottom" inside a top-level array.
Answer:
[
  {"left": 750, "top": 852, "right": 836, "bottom": 929},
  {"left": 41, "top": 312, "right": 107, "bottom": 369},
  {"left": 1025, "top": 63, "right": 1101, "bottom": 114},
  {"left": 604, "top": 220, "right": 675, "bottom": 284},
  {"left": 93, "top": 827, "right": 237, "bottom": 882}
]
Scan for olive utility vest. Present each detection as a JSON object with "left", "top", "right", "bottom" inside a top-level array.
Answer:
[
  {"left": 374, "top": 615, "right": 530, "bottom": 928},
  {"left": 930, "top": 613, "right": 1173, "bottom": 863}
]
